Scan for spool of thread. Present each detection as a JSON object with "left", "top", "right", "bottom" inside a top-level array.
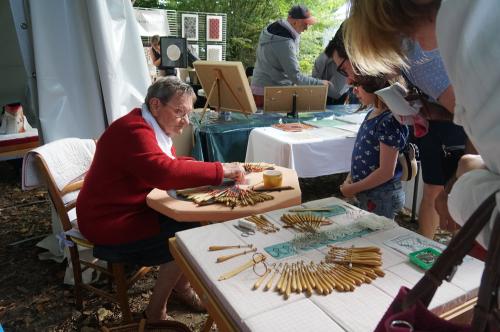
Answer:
[
  {"left": 238, "top": 219, "right": 257, "bottom": 231},
  {"left": 263, "top": 170, "right": 282, "bottom": 188}
]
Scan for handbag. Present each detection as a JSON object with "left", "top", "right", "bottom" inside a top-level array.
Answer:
[
  {"left": 374, "top": 192, "right": 500, "bottom": 332},
  {"left": 398, "top": 142, "right": 419, "bottom": 182},
  {"left": 441, "top": 144, "right": 465, "bottom": 183}
]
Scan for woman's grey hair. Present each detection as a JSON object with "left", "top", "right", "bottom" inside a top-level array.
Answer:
[{"left": 145, "top": 76, "right": 196, "bottom": 106}]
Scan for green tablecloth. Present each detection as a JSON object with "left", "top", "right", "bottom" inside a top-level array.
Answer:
[{"left": 191, "top": 105, "right": 362, "bottom": 162}]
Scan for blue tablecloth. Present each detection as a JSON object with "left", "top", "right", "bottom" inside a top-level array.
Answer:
[{"left": 191, "top": 104, "right": 362, "bottom": 162}]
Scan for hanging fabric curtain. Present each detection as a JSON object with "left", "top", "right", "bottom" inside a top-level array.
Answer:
[{"left": 28, "top": 0, "right": 150, "bottom": 142}]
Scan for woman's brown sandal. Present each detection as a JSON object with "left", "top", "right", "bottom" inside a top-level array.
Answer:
[{"left": 171, "top": 287, "right": 206, "bottom": 312}]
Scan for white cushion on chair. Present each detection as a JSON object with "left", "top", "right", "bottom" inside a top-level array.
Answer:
[{"left": 22, "top": 138, "right": 96, "bottom": 190}]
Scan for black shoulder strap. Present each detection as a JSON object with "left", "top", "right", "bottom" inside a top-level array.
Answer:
[{"left": 403, "top": 193, "right": 498, "bottom": 309}]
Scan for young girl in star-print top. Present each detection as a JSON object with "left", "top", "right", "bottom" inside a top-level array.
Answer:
[{"left": 340, "top": 75, "right": 409, "bottom": 219}]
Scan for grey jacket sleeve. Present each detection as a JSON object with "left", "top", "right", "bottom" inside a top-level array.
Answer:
[
  {"left": 312, "top": 55, "right": 323, "bottom": 78},
  {"left": 278, "top": 40, "right": 323, "bottom": 86}
]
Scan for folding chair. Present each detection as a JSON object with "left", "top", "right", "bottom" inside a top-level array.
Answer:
[{"left": 34, "top": 138, "right": 151, "bottom": 322}]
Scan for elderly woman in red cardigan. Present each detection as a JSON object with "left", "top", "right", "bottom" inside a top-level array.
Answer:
[{"left": 76, "top": 77, "right": 245, "bottom": 322}]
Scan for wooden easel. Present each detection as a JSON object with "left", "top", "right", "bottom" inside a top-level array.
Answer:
[{"left": 200, "top": 68, "right": 247, "bottom": 122}]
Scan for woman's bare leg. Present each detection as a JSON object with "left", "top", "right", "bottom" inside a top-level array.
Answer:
[
  {"left": 145, "top": 261, "right": 182, "bottom": 322},
  {"left": 418, "top": 183, "right": 443, "bottom": 239}
]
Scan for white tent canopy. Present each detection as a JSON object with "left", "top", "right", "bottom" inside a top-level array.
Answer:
[{"left": 3, "top": 0, "right": 150, "bottom": 143}]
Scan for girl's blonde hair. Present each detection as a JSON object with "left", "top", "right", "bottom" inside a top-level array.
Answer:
[{"left": 344, "top": 0, "right": 440, "bottom": 76}]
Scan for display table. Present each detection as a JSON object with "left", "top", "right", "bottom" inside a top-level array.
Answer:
[
  {"left": 0, "top": 130, "right": 40, "bottom": 161},
  {"left": 245, "top": 126, "right": 357, "bottom": 178},
  {"left": 169, "top": 196, "right": 483, "bottom": 332},
  {"left": 191, "top": 105, "right": 362, "bottom": 163},
  {"left": 146, "top": 166, "right": 301, "bottom": 222}
]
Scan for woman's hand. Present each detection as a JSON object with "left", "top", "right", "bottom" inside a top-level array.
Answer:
[
  {"left": 222, "top": 162, "right": 246, "bottom": 184},
  {"left": 340, "top": 182, "right": 356, "bottom": 198},
  {"left": 343, "top": 173, "right": 352, "bottom": 185}
]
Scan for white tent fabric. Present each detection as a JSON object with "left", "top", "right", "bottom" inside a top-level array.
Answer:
[
  {"left": 134, "top": 8, "right": 171, "bottom": 37},
  {"left": 28, "top": 0, "right": 150, "bottom": 143},
  {"left": 8, "top": 0, "right": 151, "bottom": 268}
]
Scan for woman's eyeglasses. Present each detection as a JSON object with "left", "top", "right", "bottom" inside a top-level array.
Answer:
[
  {"left": 336, "top": 57, "right": 348, "bottom": 77},
  {"left": 161, "top": 102, "right": 191, "bottom": 121}
]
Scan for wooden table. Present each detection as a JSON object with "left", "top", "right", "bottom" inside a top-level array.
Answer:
[
  {"left": 0, "top": 131, "right": 39, "bottom": 160},
  {"left": 168, "top": 197, "right": 483, "bottom": 332},
  {"left": 146, "top": 166, "right": 302, "bottom": 222}
]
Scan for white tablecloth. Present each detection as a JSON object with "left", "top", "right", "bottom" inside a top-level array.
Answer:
[
  {"left": 245, "top": 126, "right": 357, "bottom": 178},
  {"left": 175, "top": 197, "right": 484, "bottom": 332}
]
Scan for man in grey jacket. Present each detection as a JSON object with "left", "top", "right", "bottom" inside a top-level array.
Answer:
[{"left": 251, "top": 5, "right": 329, "bottom": 107}]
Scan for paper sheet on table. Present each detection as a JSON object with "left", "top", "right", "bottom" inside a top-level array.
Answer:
[
  {"left": 383, "top": 233, "right": 446, "bottom": 256},
  {"left": 243, "top": 298, "right": 345, "bottom": 332},
  {"left": 335, "top": 123, "right": 361, "bottom": 133}
]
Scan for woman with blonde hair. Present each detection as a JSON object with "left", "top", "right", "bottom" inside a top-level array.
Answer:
[{"left": 342, "top": 0, "right": 467, "bottom": 239}]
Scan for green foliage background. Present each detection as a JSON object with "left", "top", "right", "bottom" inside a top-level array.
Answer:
[{"left": 134, "top": 0, "right": 346, "bottom": 74}]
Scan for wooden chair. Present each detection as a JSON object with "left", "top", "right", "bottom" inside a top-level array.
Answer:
[{"left": 34, "top": 143, "right": 151, "bottom": 323}]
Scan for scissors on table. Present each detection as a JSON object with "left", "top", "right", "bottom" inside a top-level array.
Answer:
[{"left": 233, "top": 225, "right": 255, "bottom": 237}]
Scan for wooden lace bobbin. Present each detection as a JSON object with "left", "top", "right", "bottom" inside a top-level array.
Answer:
[
  {"left": 322, "top": 263, "right": 354, "bottom": 292},
  {"left": 243, "top": 162, "right": 274, "bottom": 173},
  {"left": 276, "top": 264, "right": 289, "bottom": 293},
  {"left": 334, "top": 264, "right": 370, "bottom": 284},
  {"left": 354, "top": 265, "right": 385, "bottom": 278},
  {"left": 301, "top": 261, "right": 316, "bottom": 289},
  {"left": 290, "top": 263, "right": 298, "bottom": 292},
  {"left": 264, "top": 263, "right": 282, "bottom": 291},
  {"left": 307, "top": 264, "right": 326, "bottom": 295},
  {"left": 217, "top": 253, "right": 266, "bottom": 281},
  {"left": 294, "top": 263, "right": 303, "bottom": 293},
  {"left": 323, "top": 267, "right": 346, "bottom": 292},
  {"left": 326, "top": 253, "right": 382, "bottom": 267},
  {"left": 245, "top": 215, "right": 279, "bottom": 234},
  {"left": 327, "top": 245, "right": 381, "bottom": 253},
  {"left": 314, "top": 265, "right": 335, "bottom": 294},
  {"left": 285, "top": 266, "right": 293, "bottom": 299},
  {"left": 316, "top": 264, "right": 342, "bottom": 290},
  {"left": 253, "top": 267, "right": 272, "bottom": 290},
  {"left": 326, "top": 249, "right": 382, "bottom": 261},
  {"left": 209, "top": 244, "right": 253, "bottom": 251},
  {"left": 295, "top": 264, "right": 304, "bottom": 293},
  {"left": 329, "top": 266, "right": 359, "bottom": 290},
  {"left": 350, "top": 266, "right": 379, "bottom": 280},
  {"left": 216, "top": 248, "right": 257, "bottom": 263},
  {"left": 299, "top": 262, "right": 313, "bottom": 296},
  {"left": 327, "top": 263, "right": 363, "bottom": 286}
]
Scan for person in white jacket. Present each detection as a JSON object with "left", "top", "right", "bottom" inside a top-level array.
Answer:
[{"left": 436, "top": 0, "right": 500, "bottom": 250}]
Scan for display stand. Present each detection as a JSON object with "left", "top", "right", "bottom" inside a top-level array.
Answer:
[
  {"left": 193, "top": 61, "right": 257, "bottom": 123},
  {"left": 264, "top": 85, "right": 328, "bottom": 119},
  {"left": 199, "top": 69, "right": 245, "bottom": 122}
]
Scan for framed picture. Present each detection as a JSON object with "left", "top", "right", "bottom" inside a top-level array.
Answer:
[
  {"left": 206, "top": 44, "right": 223, "bottom": 61},
  {"left": 181, "top": 14, "right": 198, "bottom": 41},
  {"left": 206, "top": 15, "right": 223, "bottom": 42}
]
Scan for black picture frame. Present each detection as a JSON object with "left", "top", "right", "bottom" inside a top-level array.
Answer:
[{"left": 160, "top": 37, "right": 188, "bottom": 69}]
